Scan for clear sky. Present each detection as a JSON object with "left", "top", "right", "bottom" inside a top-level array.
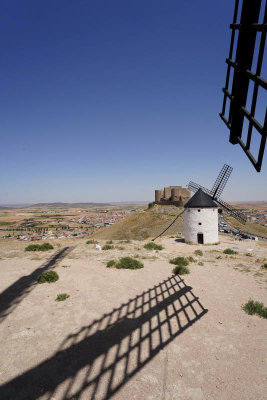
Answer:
[{"left": 1, "top": 0, "right": 266, "bottom": 204}]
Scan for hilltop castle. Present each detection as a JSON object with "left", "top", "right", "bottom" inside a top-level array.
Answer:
[{"left": 155, "top": 185, "right": 190, "bottom": 207}]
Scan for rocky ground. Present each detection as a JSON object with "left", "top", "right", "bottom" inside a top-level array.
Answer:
[{"left": 0, "top": 235, "right": 266, "bottom": 400}]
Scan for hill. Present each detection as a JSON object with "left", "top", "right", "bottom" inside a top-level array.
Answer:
[
  {"left": 92, "top": 205, "right": 184, "bottom": 240},
  {"left": 225, "top": 216, "right": 267, "bottom": 239}
]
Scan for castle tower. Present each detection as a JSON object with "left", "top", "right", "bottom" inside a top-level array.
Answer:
[
  {"left": 163, "top": 187, "right": 171, "bottom": 200},
  {"left": 184, "top": 188, "right": 218, "bottom": 244},
  {"left": 155, "top": 190, "right": 163, "bottom": 203},
  {"left": 171, "top": 188, "right": 180, "bottom": 202}
]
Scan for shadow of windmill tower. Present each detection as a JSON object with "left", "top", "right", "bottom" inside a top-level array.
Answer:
[{"left": 0, "top": 275, "right": 207, "bottom": 400}]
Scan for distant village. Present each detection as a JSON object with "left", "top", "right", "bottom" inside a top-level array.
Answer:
[
  {"left": 1, "top": 208, "right": 136, "bottom": 241},
  {"left": 242, "top": 208, "right": 267, "bottom": 226}
]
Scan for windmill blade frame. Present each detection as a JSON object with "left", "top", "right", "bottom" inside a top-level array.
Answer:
[
  {"left": 211, "top": 164, "right": 233, "bottom": 199},
  {"left": 188, "top": 182, "right": 214, "bottom": 197},
  {"left": 216, "top": 198, "right": 247, "bottom": 224}
]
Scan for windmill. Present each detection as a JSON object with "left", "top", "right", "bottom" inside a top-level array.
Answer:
[
  {"left": 188, "top": 164, "right": 247, "bottom": 225},
  {"left": 152, "top": 164, "right": 247, "bottom": 243}
]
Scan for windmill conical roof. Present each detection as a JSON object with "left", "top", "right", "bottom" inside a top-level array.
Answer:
[{"left": 184, "top": 188, "right": 218, "bottom": 208}]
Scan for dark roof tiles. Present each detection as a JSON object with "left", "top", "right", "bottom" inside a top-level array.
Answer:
[{"left": 184, "top": 188, "right": 218, "bottom": 208}]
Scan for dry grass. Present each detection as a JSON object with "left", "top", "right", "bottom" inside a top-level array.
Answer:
[
  {"left": 91, "top": 207, "right": 184, "bottom": 240},
  {"left": 225, "top": 216, "right": 267, "bottom": 238}
]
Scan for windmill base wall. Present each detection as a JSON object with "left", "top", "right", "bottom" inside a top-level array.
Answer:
[{"left": 184, "top": 208, "right": 218, "bottom": 244}]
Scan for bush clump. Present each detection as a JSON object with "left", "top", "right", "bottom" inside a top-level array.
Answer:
[
  {"left": 86, "top": 240, "right": 98, "bottom": 244},
  {"left": 242, "top": 299, "right": 267, "bottom": 319},
  {"left": 144, "top": 242, "right": 163, "bottom": 250},
  {"left": 37, "top": 270, "right": 59, "bottom": 284},
  {"left": 261, "top": 263, "right": 267, "bottom": 270},
  {"left": 194, "top": 250, "right": 203, "bottom": 256},
  {"left": 223, "top": 248, "right": 238, "bottom": 255},
  {"left": 25, "top": 242, "right": 54, "bottom": 252},
  {"left": 106, "top": 240, "right": 113, "bottom": 244},
  {"left": 187, "top": 256, "right": 196, "bottom": 263},
  {"left": 41, "top": 242, "right": 54, "bottom": 250},
  {"left": 172, "top": 265, "right": 190, "bottom": 275},
  {"left": 106, "top": 260, "right": 116, "bottom": 268},
  {"left": 169, "top": 257, "right": 189, "bottom": 267},
  {"left": 102, "top": 244, "right": 114, "bottom": 250},
  {"left": 198, "top": 262, "right": 204, "bottom": 266},
  {"left": 115, "top": 257, "right": 144, "bottom": 270},
  {"left": 55, "top": 293, "right": 69, "bottom": 302}
]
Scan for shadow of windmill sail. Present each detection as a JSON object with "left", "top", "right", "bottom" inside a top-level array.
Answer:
[
  {"left": 0, "top": 274, "right": 208, "bottom": 400},
  {"left": 0, "top": 246, "right": 74, "bottom": 322}
]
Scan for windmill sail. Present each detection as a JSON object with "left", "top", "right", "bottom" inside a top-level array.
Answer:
[
  {"left": 216, "top": 198, "right": 247, "bottom": 224},
  {"left": 211, "top": 164, "right": 233, "bottom": 199}
]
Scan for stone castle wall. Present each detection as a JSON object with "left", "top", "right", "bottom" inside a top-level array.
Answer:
[{"left": 154, "top": 186, "right": 190, "bottom": 207}]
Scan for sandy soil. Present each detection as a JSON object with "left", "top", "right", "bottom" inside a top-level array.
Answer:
[{"left": 0, "top": 236, "right": 266, "bottom": 400}]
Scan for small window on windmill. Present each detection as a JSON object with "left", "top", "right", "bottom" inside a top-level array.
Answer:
[
  {"left": 198, "top": 209, "right": 201, "bottom": 212},
  {"left": 198, "top": 222, "right": 202, "bottom": 225}
]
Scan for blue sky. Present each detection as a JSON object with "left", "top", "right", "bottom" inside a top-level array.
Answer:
[{"left": 1, "top": 0, "right": 266, "bottom": 203}]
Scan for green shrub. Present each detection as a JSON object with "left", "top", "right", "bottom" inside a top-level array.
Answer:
[
  {"left": 102, "top": 244, "right": 114, "bottom": 250},
  {"left": 216, "top": 255, "right": 222, "bottom": 259},
  {"left": 61, "top": 265, "right": 70, "bottom": 268},
  {"left": 245, "top": 253, "right": 253, "bottom": 257},
  {"left": 40, "top": 242, "right": 54, "bottom": 251},
  {"left": 223, "top": 248, "right": 238, "bottom": 255},
  {"left": 106, "top": 260, "right": 116, "bottom": 268},
  {"left": 194, "top": 250, "right": 203, "bottom": 256},
  {"left": 144, "top": 242, "right": 163, "bottom": 250},
  {"left": 106, "top": 240, "right": 113, "bottom": 244},
  {"left": 116, "top": 257, "right": 144, "bottom": 270},
  {"left": 25, "top": 244, "right": 41, "bottom": 252},
  {"left": 169, "top": 257, "right": 189, "bottom": 267},
  {"left": 55, "top": 293, "right": 69, "bottom": 302},
  {"left": 86, "top": 240, "right": 98, "bottom": 244},
  {"left": 261, "top": 263, "right": 267, "bottom": 270},
  {"left": 187, "top": 256, "right": 196, "bottom": 263},
  {"left": 172, "top": 265, "right": 190, "bottom": 275},
  {"left": 37, "top": 270, "right": 59, "bottom": 284},
  {"left": 198, "top": 262, "right": 204, "bottom": 266},
  {"left": 242, "top": 299, "right": 267, "bottom": 319},
  {"left": 25, "top": 242, "right": 54, "bottom": 252}
]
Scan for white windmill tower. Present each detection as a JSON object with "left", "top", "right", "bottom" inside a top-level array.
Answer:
[
  {"left": 183, "top": 189, "right": 218, "bottom": 244},
  {"left": 186, "top": 164, "right": 247, "bottom": 244}
]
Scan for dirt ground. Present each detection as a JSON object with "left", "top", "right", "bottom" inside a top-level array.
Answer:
[{"left": 0, "top": 235, "right": 266, "bottom": 400}]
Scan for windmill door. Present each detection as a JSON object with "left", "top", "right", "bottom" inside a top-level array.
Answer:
[{"left": 197, "top": 233, "right": 204, "bottom": 244}]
